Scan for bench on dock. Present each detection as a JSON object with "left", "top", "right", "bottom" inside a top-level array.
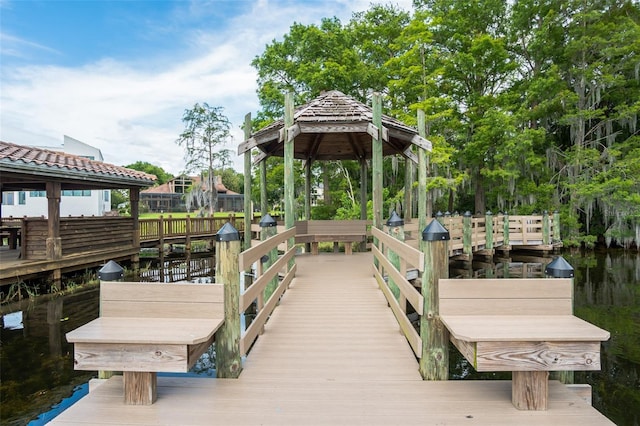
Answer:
[
  {"left": 295, "top": 220, "right": 367, "bottom": 255},
  {"left": 66, "top": 281, "right": 224, "bottom": 405},
  {"left": 438, "top": 278, "right": 610, "bottom": 411}
]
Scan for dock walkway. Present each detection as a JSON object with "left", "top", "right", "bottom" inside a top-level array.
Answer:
[{"left": 50, "top": 253, "right": 612, "bottom": 425}]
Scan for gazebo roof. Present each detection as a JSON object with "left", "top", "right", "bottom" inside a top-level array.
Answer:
[
  {"left": 0, "top": 140, "right": 156, "bottom": 191},
  {"left": 238, "top": 90, "right": 431, "bottom": 163}
]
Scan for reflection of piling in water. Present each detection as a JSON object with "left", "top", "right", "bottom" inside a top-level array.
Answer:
[{"left": 47, "top": 298, "right": 63, "bottom": 357}]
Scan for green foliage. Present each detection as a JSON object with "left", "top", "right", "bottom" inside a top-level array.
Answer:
[
  {"left": 249, "top": 0, "right": 640, "bottom": 247},
  {"left": 124, "top": 161, "right": 174, "bottom": 185}
]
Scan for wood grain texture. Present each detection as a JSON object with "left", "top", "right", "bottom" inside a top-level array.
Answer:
[
  {"left": 475, "top": 341, "right": 602, "bottom": 371},
  {"left": 124, "top": 371, "right": 157, "bottom": 405},
  {"left": 512, "top": 371, "right": 549, "bottom": 410},
  {"left": 73, "top": 342, "right": 189, "bottom": 372}
]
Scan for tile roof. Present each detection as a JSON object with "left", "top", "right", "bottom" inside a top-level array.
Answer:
[{"left": 0, "top": 140, "right": 156, "bottom": 185}]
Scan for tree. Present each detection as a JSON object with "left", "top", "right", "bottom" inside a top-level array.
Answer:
[
  {"left": 176, "top": 103, "right": 231, "bottom": 215},
  {"left": 124, "top": 161, "right": 174, "bottom": 185}
]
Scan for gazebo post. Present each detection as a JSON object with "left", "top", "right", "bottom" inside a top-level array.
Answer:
[
  {"left": 417, "top": 110, "right": 428, "bottom": 244},
  {"left": 359, "top": 159, "right": 368, "bottom": 221},
  {"left": 260, "top": 161, "right": 268, "bottom": 216},
  {"left": 284, "top": 92, "right": 295, "bottom": 264},
  {"left": 372, "top": 93, "right": 383, "bottom": 233},
  {"left": 46, "top": 181, "right": 62, "bottom": 287},
  {"left": 404, "top": 154, "right": 413, "bottom": 221},
  {"left": 304, "top": 160, "right": 311, "bottom": 220},
  {"left": 243, "top": 113, "right": 252, "bottom": 251}
]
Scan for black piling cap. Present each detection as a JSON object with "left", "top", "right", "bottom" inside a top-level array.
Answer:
[
  {"left": 422, "top": 218, "right": 450, "bottom": 241},
  {"left": 216, "top": 222, "right": 240, "bottom": 242},
  {"left": 545, "top": 256, "right": 574, "bottom": 278},
  {"left": 259, "top": 213, "right": 277, "bottom": 228},
  {"left": 98, "top": 260, "right": 124, "bottom": 281},
  {"left": 387, "top": 211, "right": 404, "bottom": 227}
]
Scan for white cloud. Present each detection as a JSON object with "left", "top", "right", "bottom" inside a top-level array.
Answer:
[{"left": 0, "top": 0, "right": 413, "bottom": 175}]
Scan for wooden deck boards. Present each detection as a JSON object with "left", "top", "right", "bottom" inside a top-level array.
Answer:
[{"left": 50, "top": 252, "right": 613, "bottom": 425}]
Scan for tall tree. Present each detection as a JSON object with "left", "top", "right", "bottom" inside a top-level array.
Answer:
[{"left": 176, "top": 103, "right": 231, "bottom": 215}]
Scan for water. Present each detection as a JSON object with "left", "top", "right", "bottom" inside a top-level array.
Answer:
[{"left": 1, "top": 252, "right": 638, "bottom": 425}]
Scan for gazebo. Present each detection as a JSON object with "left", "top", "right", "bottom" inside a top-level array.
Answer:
[
  {"left": 238, "top": 90, "right": 432, "bottom": 248},
  {"left": 0, "top": 141, "right": 156, "bottom": 286}
]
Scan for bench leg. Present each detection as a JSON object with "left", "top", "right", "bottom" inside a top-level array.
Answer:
[
  {"left": 345, "top": 242, "right": 352, "bottom": 255},
  {"left": 311, "top": 242, "right": 319, "bottom": 255},
  {"left": 333, "top": 242, "right": 339, "bottom": 253},
  {"left": 124, "top": 371, "right": 157, "bottom": 405},
  {"left": 512, "top": 371, "right": 548, "bottom": 410}
]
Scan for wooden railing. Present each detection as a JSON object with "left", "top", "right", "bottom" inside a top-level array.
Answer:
[
  {"left": 371, "top": 227, "right": 424, "bottom": 358},
  {"left": 238, "top": 227, "right": 296, "bottom": 356},
  {"left": 139, "top": 215, "right": 243, "bottom": 243},
  {"left": 394, "top": 212, "right": 559, "bottom": 258}
]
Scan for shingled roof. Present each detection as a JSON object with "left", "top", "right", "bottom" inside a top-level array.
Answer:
[
  {"left": 238, "top": 90, "right": 431, "bottom": 163},
  {"left": 0, "top": 141, "right": 156, "bottom": 191}
]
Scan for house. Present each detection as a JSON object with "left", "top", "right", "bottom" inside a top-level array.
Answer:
[
  {"left": 140, "top": 175, "right": 243, "bottom": 213},
  {"left": 1, "top": 136, "right": 113, "bottom": 217}
]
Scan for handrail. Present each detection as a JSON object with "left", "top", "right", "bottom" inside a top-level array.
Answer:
[
  {"left": 139, "top": 215, "right": 242, "bottom": 242},
  {"left": 238, "top": 227, "right": 296, "bottom": 356},
  {"left": 371, "top": 227, "right": 424, "bottom": 358}
]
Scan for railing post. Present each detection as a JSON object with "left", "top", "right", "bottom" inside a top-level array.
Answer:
[
  {"left": 553, "top": 210, "right": 561, "bottom": 243},
  {"left": 215, "top": 222, "right": 242, "bottom": 379},
  {"left": 463, "top": 211, "right": 472, "bottom": 260},
  {"left": 386, "top": 211, "right": 404, "bottom": 304},
  {"left": 545, "top": 256, "right": 575, "bottom": 385},
  {"left": 485, "top": 211, "right": 494, "bottom": 250},
  {"left": 260, "top": 214, "right": 279, "bottom": 301},
  {"left": 419, "top": 219, "right": 450, "bottom": 380},
  {"left": 503, "top": 212, "right": 510, "bottom": 248},
  {"left": 542, "top": 210, "right": 550, "bottom": 245}
]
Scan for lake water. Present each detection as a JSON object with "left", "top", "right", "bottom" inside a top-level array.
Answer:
[{"left": 1, "top": 252, "right": 638, "bottom": 425}]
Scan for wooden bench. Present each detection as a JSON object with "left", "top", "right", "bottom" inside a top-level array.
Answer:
[
  {"left": 438, "top": 278, "right": 610, "bottom": 411},
  {"left": 295, "top": 220, "right": 367, "bottom": 255},
  {"left": 66, "top": 281, "right": 224, "bottom": 405}
]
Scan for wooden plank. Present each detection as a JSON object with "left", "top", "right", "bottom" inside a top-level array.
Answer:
[
  {"left": 439, "top": 278, "right": 573, "bottom": 300},
  {"left": 440, "top": 315, "right": 610, "bottom": 342},
  {"left": 239, "top": 228, "right": 295, "bottom": 270},
  {"left": 101, "top": 282, "right": 223, "bottom": 303},
  {"left": 73, "top": 342, "right": 189, "bottom": 372},
  {"left": 475, "top": 341, "right": 602, "bottom": 372},
  {"left": 372, "top": 244, "right": 423, "bottom": 314},
  {"left": 241, "top": 246, "right": 295, "bottom": 311},
  {"left": 372, "top": 227, "right": 424, "bottom": 271},
  {"left": 440, "top": 298, "right": 573, "bottom": 316},
  {"left": 373, "top": 268, "right": 422, "bottom": 357},
  {"left": 67, "top": 318, "right": 223, "bottom": 345},
  {"left": 240, "top": 265, "right": 294, "bottom": 356},
  {"left": 101, "top": 301, "right": 224, "bottom": 319}
]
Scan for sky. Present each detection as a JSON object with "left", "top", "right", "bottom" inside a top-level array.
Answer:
[{"left": 0, "top": 0, "right": 412, "bottom": 175}]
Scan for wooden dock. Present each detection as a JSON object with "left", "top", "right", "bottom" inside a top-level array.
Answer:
[{"left": 50, "top": 253, "right": 612, "bottom": 425}]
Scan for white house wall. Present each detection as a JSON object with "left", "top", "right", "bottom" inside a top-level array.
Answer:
[
  {"left": 1, "top": 136, "right": 111, "bottom": 218},
  {"left": 2, "top": 190, "right": 111, "bottom": 218}
]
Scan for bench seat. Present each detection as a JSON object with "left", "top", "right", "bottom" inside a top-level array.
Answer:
[
  {"left": 66, "top": 281, "right": 224, "bottom": 405},
  {"left": 440, "top": 315, "right": 608, "bottom": 372},
  {"left": 438, "top": 278, "right": 609, "bottom": 411}
]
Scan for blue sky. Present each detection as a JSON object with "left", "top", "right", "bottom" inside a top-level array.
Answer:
[{"left": 1, "top": 0, "right": 412, "bottom": 174}]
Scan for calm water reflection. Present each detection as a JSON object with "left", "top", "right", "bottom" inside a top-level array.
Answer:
[{"left": 1, "top": 252, "right": 638, "bottom": 425}]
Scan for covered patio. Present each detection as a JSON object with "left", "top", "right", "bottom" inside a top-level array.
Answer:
[{"left": 0, "top": 141, "right": 156, "bottom": 287}]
